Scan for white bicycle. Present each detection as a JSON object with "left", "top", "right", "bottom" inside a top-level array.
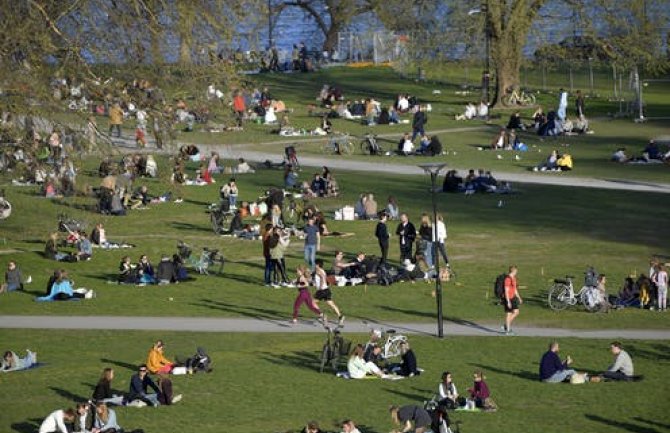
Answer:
[
  {"left": 365, "top": 322, "right": 409, "bottom": 359},
  {"left": 547, "top": 275, "right": 601, "bottom": 312}
]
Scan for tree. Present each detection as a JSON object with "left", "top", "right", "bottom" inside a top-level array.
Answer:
[{"left": 275, "top": 0, "right": 377, "bottom": 52}]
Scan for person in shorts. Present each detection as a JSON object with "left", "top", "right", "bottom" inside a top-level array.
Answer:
[
  {"left": 502, "top": 265, "right": 523, "bottom": 335},
  {"left": 313, "top": 259, "right": 344, "bottom": 326}
]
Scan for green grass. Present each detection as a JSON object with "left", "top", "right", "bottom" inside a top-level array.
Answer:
[
  {"left": 1, "top": 330, "right": 668, "bottom": 433},
  {"left": 1, "top": 158, "right": 669, "bottom": 330}
]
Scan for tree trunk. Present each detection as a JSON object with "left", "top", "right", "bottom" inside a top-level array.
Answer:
[
  {"left": 323, "top": 24, "right": 341, "bottom": 53},
  {"left": 491, "top": 34, "right": 522, "bottom": 105}
]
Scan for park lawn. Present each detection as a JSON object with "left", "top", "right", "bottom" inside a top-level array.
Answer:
[
  {"left": 0, "top": 329, "right": 668, "bottom": 433},
  {"left": 0, "top": 159, "right": 669, "bottom": 330}
]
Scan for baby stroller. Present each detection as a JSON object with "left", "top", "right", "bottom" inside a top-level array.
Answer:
[{"left": 58, "top": 213, "right": 86, "bottom": 233}]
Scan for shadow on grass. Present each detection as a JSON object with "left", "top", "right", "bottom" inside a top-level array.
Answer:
[
  {"left": 85, "top": 273, "right": 120, "bottom": 282},
  {"left": 218, "top": 272, "right": 260, "bottom": 285},
  {"left": 633, "top": 418, "right": 670, "bottom": 430},
  {"left": 469, "top": 363, "right": 537, "bottom": 381},
  {"left": 585, "top": 414, "right": 661, "bottom": 433},
  {"left": 377, "top": 306, "right": 499, "bottom": 334},
  {"left": 11, "top": 419, "right": 42, "bottom": 433},
  {"left": 258, "top": 350, "right": 322, "bottom": 372},
  {"left": 627, "top": 342, "right": 670, "bottom": 362},
  {"left": 183, "top": 198, "right": 211, "bottom": 206},
  {"left": 100, "top": 358, "right": 140, "bottom": 371},
  {"left": 49, "top": 386, "right": 88, "bottom": 402},
  {"left": 383, "top": 386, "right": 432, "bottom": 402},
  {"left": 193, "top": 298, "right": 291, "bottom": 326},
  {"left": 171, "top": 221, "right": 211, "bottom": 233}
]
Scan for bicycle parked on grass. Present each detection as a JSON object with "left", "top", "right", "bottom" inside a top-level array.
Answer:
[
  {"left": 502, "top": 88, "right": 536, "bottom": 106},
  {"left": 322, "top": 133, "right": 354, "bottom": 155},
  {"left": 320, "top": 326, "right": 352, "bottom": 373},
  {"left": 363, "top": 322, "right": 409, "bottom": 359},
  {"left": 547, "top": 272, "right": 601, "bottom": 312}
]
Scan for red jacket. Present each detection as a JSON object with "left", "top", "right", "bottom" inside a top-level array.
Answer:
[{"left": 233, "top": 95, "right": 245, "bottom": 112}]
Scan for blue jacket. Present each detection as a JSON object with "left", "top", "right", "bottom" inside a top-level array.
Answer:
[
  {"left": 539, "top": 350, "right": 566, "bottom": 380},
  {"left": 36, "top": 280, "right": 73, "bottom": 302}
]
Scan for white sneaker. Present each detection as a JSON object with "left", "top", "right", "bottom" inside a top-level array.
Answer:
[
  {"left": 171, "top": 394, "right": 183, "bottom": 404},
  {"left": 127, "top": 400, "right": 147, "bottom": 408},
  {"left": 25, "top": 275, "right": 32, "bottom": 284}
]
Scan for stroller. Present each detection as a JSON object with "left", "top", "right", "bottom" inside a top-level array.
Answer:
[{"left": 58, "top": 213, "right": 86, "bottom": 233}]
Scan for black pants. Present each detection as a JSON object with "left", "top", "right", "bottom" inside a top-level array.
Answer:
[
  {"left": 400, "top": 244, "right": 412, "bottom": 262},
  {"left": 602, "top": 371, "right": 631, "bottom": 381},
  {"left": 272, "top": 259, "right": 288, "bottom": 284},
  {"left": 379, "top": 241, "right": 388, "bottom": 265},
  {"left": 435, "top": 242, "right": 449, "bottom": 264}
]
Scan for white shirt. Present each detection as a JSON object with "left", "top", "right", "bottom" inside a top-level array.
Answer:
[
  {"left": 398, "top": 97, "right": 409, "bottom": 111},
  {"left": 478, "top": 103, "right": 488, "bottom": 117},
  {"left": 655, "top": 270, "right": 668, "bottom": 288},
  {"left": 438, "top": 382, "right": 458, "bottom": 399},
  {"left": 39, "top": 410, "right": 69, "bottom": 433},
  {"left": 402, "top": 139, "right": 414, "bottom": 154},
  {"left": 433, "top": 220, "right": 447, "bottom": 243},
  {"left": 465, "top": 104, "right": 477, "bottom": 119}
]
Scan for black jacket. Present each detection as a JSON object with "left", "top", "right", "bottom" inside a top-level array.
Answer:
[
  {"left": 375, "top": 222, "right": 389, "bottom": 243},
  {"left": 413, "top": 111, "right": 427, "bottom": 129},
  {"left": 395, "top": 222, "right": 416, "bottom": 247}
]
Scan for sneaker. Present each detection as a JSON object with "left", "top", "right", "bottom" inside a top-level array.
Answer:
[
  {"left": 171, "top": 394, "right": 183, "bottom": 404},
  {"left": 271, "top": 283, "right": 280, "bottom": 288},
  {"left": 291, "top": 318, "right": 298, "bottom": 324},
  {"left": 500, "top": 325, "right": 508, "bottom": 333},
  {"left": 338, "top": 315, "right": 345, "bottom": 326},
  {"left": 25, "top": 275, "right": 32, "bottom": 284},
  {"left": 506, "top": 330, "right": 516, "bottom": 336},
  {"left": 174, "top": 198, "right": 184, "bottom": 203},
  {"left": 127, "top": 400, "right": 147, "bottom": 408}
]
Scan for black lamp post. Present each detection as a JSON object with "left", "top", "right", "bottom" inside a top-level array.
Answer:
[
  {"left": 418, "top": 162, "right": 447, "bottom": 338},
  {"left": 469, "top": 1, "right": 491, "bottom": 106}
]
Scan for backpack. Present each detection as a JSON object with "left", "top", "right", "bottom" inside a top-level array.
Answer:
[
  {"left": 186, "top": 347, "right": 212, "bottom": 373},
  {"left": 377, "top": 265, "right": 394, "bottom": 286},
  {"left": 494, "top": 273, "right": 507, "bottom": 301}
]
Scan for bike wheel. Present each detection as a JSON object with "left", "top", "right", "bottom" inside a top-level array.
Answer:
[
  {"left": 210, "top": 212, "right": 222, "bottom": 234},
  {"left": 502, "top": 94, "right": 515, "bottom": 106},
  {"left": 341, "top": 141, "right": 354, "bottom": 155},
  {"left": 319, "top": 345, "right": 331, "bottom": 373},
  {"left": 580, "top": 286, "right": 600, "bottom": 312},
  {"left": 525, "top": 93, "right": 536, "bottom": 105},
  {"left": 385, "top": 335, "right": 408, "bottom": 358},
  {"left": 359, "top": 140, "right": 370, "bottom": 155},
  {"left": 547, "top": 284, "right": 571, "bottom": 311}
]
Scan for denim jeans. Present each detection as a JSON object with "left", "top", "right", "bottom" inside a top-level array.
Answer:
[
  {"left": 264, "top": 257, "right": 273, "bottom": 285},
  {"left": 423, "top": 241, "right": 434, "bottom": 268},
  {"left": 543, "top": 369, "right": 576, "bottom": 383},
  {"left": 304, "top": 244, "right": 317, "bottom": 270}
]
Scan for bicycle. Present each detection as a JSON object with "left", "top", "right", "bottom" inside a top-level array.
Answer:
[
  {"left": 321, "top": 133, "right": 354, "bottom": 155},
  {"left": 208, "top": 203, "right": 234, "bottom": 235},
  {"left": 359, "top": 133, "right": 383, "bottom": 155},
  {"left": 547, "top": 275, "right": 600, "bottom": 312},
  {"left": 0, "top": 189, "right": 12, "bottom": 220},
  {"left": 319, "top": 326, "right": 352, "bottom": 373},
  {"left": 502, "top": 88, "right": 536, "bottom": 106},
  {"left": 363, "top": 322, "right": 409, "bottom": 359}
]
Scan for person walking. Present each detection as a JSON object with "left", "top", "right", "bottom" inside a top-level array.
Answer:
[
  {"left": 375, "top": 212, "right": 390, "bottom": 265},
  {"left": 291, "top": 264, "right": 324, "bottom": 324},
  {"left": 303, "top": 216, "right": 320, "bottom": 271},
  {"left": 411, "top": 105, "right": 427, "bottom": 142},
  {"left": 395, "top": 213, "right": 416, "bottom": 263},
  {"left": 502, "top": 265, "right": 523, "bottom": 335},
  {"left": 313, "top": 259, "right": 344, "bottom": 326},
  {"left": 108, "top": 103, "right": 124, "bottom": 138}
]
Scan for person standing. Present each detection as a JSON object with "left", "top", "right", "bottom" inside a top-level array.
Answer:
[
  {"left": 502, "top": 265, "right": 523, "bottom": 335},
  {"left": 313, "top": 259, "right": 344, "bottom": 326},
  {"left": 108, "top": 103, "right": 124, "bottom": 138},
  {"left": 411, "top": 105, "right": 427, "bottom": 142},
  {"left": 434, "top": 214, "right": 449, "bottom": 267},
  {"left": 539, "top": 342, "right": 576, "bottom": 383},
  {"left": 575, "top": 90, "right": 585, "bottom": 118},
  {"left": 395, "top": 213, "right": 416, "bottom": 263},
  {"left": 418, "top": 214, "right": 433, "bottom": 270},
  {"left": 304, "top": 216, "right": 320, "bottom": 271},
  {"left": 262, "top": 224, "right": 274, "bottom": 287},
  {"left": 653, "top": 264, "right": 668, "bottom": 311},
  {"left": 557, "top": 88, "right": 568, "bottom": 121},
  {"left": 375, "top": 212, "right": 390, "bottom": 265}
]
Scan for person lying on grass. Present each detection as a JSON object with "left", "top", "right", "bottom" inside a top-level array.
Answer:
[{"left": 1, "top": 349, "right": 37, "bottom": 372}]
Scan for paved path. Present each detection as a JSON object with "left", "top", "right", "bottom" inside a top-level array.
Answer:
[
  {"left": 2, "top": 316, "right": 668, "bottom": 340},
  {"left": 112, "top": 132, "right": 670, "bottom": 194}
]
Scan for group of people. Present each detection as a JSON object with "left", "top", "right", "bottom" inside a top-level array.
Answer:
[
  {"left": 442, "top": 169, "right": 510, "bottom": 194},
  {"left": 611, "top": 140, "right": 670, "bottom": 164},
  {"left": 118, "top": 254, "right": 188, "bottom": 285}
]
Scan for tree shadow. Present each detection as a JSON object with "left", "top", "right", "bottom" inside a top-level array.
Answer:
[
  {"left": 627, "top": 342, "right": 670, "bottom": 362},
  {"left": 444, "top": 317, "right": 499, "bottom": 334},
  {"left": 383, "top": 387, "right": 431, "bottom": 402},
  {"left": 192, "top": 298, "right": 291, "bottom": 326},
  {"left": 378, "top": 305, "right": 434, "bottom": 319},
  {"left": 182, "top": 198, "right": 211, "bottom": 206},
  {"left": 84, "top": 273, "right": 120, "bottom": 282},
  {"left": 11, "top": 419, "right": 42, "bottom": 433},
  {"left": 171, "top": 221, "right": 210, "bottom": 233},
  {"left": 469, "top": 363, "right": 538, "bottom": 381},
  {"left": 100, "top": 358, "right": 140, "bottom": 371},
  {"left": 49, "top": 386, "right": 88, "bottom": 402},
  {"left": 585, "top": 414, "right": 661, "bottom": 433},
  {"left": 632, "top": 418, "right": 670, "bottom": 430},
  {"left": 257, "top": 350, "right": 324, "bottom": 372},
  {"left": 218, "top": 271, "right": 260, "bottom": 285}
]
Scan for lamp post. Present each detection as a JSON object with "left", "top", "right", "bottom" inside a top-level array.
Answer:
[
  {"left": 469, "top": 1, "right": 491, "bottom": 105},
  {"left": 418, "top": 163, "right": 447, "bottom": 338}
]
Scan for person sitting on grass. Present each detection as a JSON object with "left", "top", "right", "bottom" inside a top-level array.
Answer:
[
  {"left": 147, "top": 340, "right": 175, "bottom": 374},
  {"left": 38, "top": 407, "right": 76, "bottom": 433},
  {"left": 75, "top": 232, "right": 92, "bottom": 261},
  {"left": 35, "top": 270, "right": 88, "bottom": 302},
  {"left": 467, "top": 370, "right": 491, "bottom": 408},
  {"left": 1, "top": 260, "right": 24, "bottom": 293},
  {"left": 92, "top": 367, "right": 125, "bottom": 405},
  {"left": 301, "top": 420, "right": 325, "bottom": 433},
  {"left": 92, "top": 403, "right": 121, "bottom": 433},
  {"left": 600, "top": 341, "right": 635, "bottom": 382},
  {"left": 438, "top": 371, "right": 459, "bottom": 409},
  {"left": 156, "top": 255, "right": 177, "bottom": 284},
  {"left": 119, "top": 256, "right": 137, "bottom": 284},
  {"left": 45, "top": 232, "right": 68, "bottom": 261},
  {"left": 533, "top": 150, "right": 559, "bottom": 172},
  {"left": 611, "top": 148, "right": 629, "bottom": 163},
  {"left": 137, "top": 254, "right": 156, "bottom": 285},
  {"left": 389, "top": 341, "right": 420, "bottom": 377},
  {"left": 455, "top": 102, "right": 477, "bottom": 121},
  {"left": 539, "top": 341, "right": 576, "bottom": 383},
  {"left": 127, "top": 364, "right": 162, "bottom": 407},
  {"left": 347, "top": 344, "right": 385, "bottom": 379},
  {"left": 556, "top": 152, "right": 573, "bottom": 171},
  {"left": 341, "top": 419, "right": 362, "bottom": 433},
  {"left": 389, "top": 405, "right": 433, "bottom": 433}
]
